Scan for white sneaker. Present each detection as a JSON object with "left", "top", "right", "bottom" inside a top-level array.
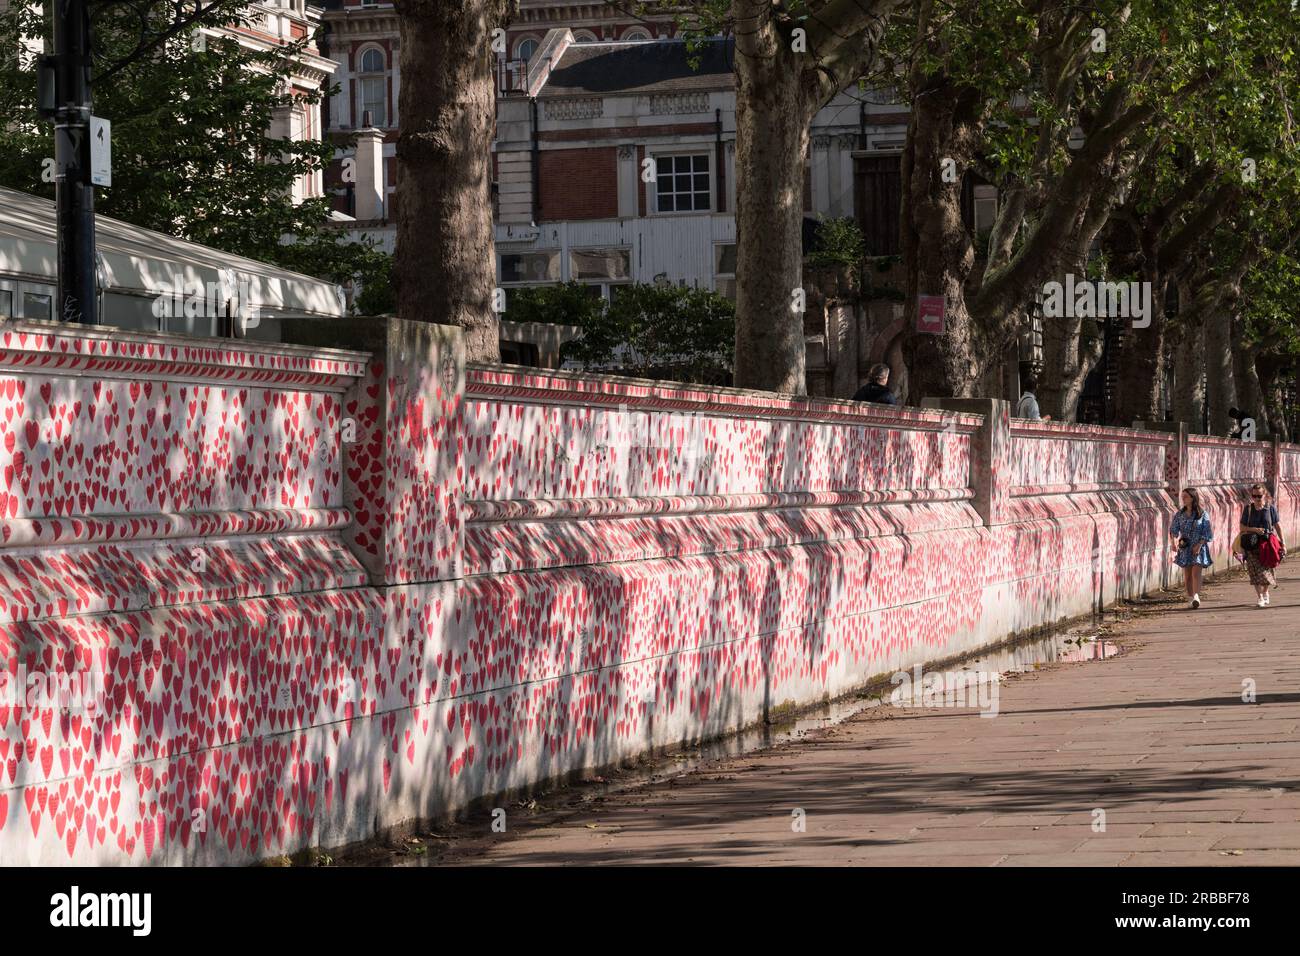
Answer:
[
  {"left": 1192, "top": 594, "right": 1201, "bottom": 609},
  {"left": 1264, "top": 592, "right": 1271, "bottom": 606},
  {"left": 1258, "top": 596, "right": 1267, "bottom": 608}
]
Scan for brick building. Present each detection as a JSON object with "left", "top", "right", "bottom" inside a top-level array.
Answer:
[
  {"left": 315, "top": 10, "right": 1008, "bottom": 385},
  {"left": 490, "top": 29, "right": 944, "bottom": 300},
  {"left": 318, "top": 0, "right": 681, "bottom": 227},
  {"left": 320, "top": 19, "right": 932, "bottom": 290}
]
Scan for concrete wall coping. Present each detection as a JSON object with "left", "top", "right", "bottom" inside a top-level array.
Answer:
[
  {"left": 467, "top": 363, "right": 982, "bottom": 433},
  {"left": 0, "top": 319, "right": 370, "bottom": 390},
  {"left": 1188, "top": 433, "right": 1273, "bottom": 450},
  {"left": 1011, "top": 418, "right": 1178, "bottom": 446}
]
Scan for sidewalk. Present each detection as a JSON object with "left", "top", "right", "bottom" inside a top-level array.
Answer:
[{"left": 391, "top": 564, "right": 1300, "bottom": 866}]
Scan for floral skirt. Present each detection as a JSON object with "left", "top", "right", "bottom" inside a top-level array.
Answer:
[{"left": 1245, "top": 550, "right": 1276, "bottom": 587}]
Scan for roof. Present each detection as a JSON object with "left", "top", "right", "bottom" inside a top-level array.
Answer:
[
  {"left": 0, "top": 186, "right": 344, "bottom": 318},
  {"left": 541, "top": 38, "right": 735, "bottom": 97}
]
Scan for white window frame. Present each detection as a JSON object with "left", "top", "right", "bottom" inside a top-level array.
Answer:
[
  {"left": 0, "top": 278, "right": 15, "bottom": 318},
  {"left": 569, "top": 247, "right": 632, "bottom": 283},
  {"left": 14, "top": 282, "right": 54, "bottom": 320},
  {"left": 356, "top": 46, "right": 388, "bottom": 127},
  {"left": 498, "top": 249, "right": 562, "bottom": 286},
  {"left": 713, "top": 242, "right": 736, "bottom": 299},
  {"left": 972, "top": 184, "right": 999, "bottom": 235},
  {"left": 515, "top": 36, "right": 541, "bottom": 62},
  {"left": 651, "top": 151, "right": 713, "bottom": 215}
]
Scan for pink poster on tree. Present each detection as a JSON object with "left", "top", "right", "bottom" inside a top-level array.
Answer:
[{"left": 917, "top": 294, "right": 945, "bottom": 334}]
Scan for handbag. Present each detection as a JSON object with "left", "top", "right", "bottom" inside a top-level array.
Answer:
[
  {"left": 1242, "top": 505, "right": 1266, "bottom": 551},
  {"left": 1259, "top": 533, "right": 1283, "bottom": 569}
]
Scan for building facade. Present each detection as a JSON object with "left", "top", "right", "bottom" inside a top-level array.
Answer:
[
  {"left": 489, "top": 30, "right": 930, "bottom": 304},
  {"left": 313, "top": 11, "right": 1018, "bottom": 395},
  {"left": 317, "top": 0, "right": 682, "bottom": 229},
  {"left": 204, "top": 0, "right": 340, "bottom": 204},
  {"left": 318, "top": 17, "right": 942, "bottom": 297}
]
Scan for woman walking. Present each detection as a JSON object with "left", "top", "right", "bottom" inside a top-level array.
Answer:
[
  {"left": 1170, "top": 488, "right": 1213, "bottom": 608},
  {"left": 1239, "top": 483, "right": 1286, "bottom": 607}
]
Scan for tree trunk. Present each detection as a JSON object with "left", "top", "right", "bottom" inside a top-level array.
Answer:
[
  {"left": 1169, "top": 308, "right": 1205, "bottom": 432},
  {"left": 1259, "top": 359, "right": 1290, "bottom": 442},
  {"left": 393, "top": 0, "right": 503, "bottom": 361},
  {"left": 731, "top": 16, "right": 810, "bottom": 394},
  {"left": 728, "top": 0, "right": 899, "bottom": 392},
  {"left": 900, "top": 81, "right": 983, "bottom": 398},
  {"left": 1234, "top": 330, "right": 1264, "bottom": 437},
  {"left": 1204, "top": 307, "right": 1236, "bottom": 436},
  {"left": 1111, "top": 270, "right": 1167, "bottom": 425},
  {"left": 1039, "top": 308, "right": 1103, "bottom": 423}
]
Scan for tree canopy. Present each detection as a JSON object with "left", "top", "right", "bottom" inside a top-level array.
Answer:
[{"left": 0, "top": 1, "right": 387, "bottom": 288}]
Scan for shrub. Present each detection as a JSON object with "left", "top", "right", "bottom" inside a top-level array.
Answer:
[
  {"left": 504, "top": 281, "right": 606, "bottom": 327},
  {"left": 353, "top": 253, "right": 395, "bottom": 315},
  {"left": 807, "top": 216, "right": 866, "bottom": 268},
  {"left": 562, "top": 283, "right": 734, "bottom": 385}
]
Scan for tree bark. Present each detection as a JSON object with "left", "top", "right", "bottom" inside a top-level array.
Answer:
[
  {"left": 732, "top": 16, "right": 811, "bottom": 394},
  {"left": 900, "top": 79, "right": 984, "bottom": 398},
  {"left": 1204, "top": 307, "right": 1236, "bottom": 436},
  {"left": 1169, "top": 292, "right": 1205, "bottom": 431},
  {"left": 1258, "top": 355, "right": 1291, "bottom": 442},
  {"left": 1110, "top": 267, "right": 1168, "bottom": 425},
  {"left": 730, "top": 0, "right": 899, "bottom": 393},
  {"left": 1040, "top": 314, "right": 1103, "bottom": 422},
  {"left": 1234, "top": 328, "right": 1265, "bottom": 437},
  {"left": 393, "top": 0, "right": 505, "bottom": 361}
]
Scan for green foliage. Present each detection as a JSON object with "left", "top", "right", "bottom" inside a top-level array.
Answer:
[
  {"left": 0, "top": 3, "right": 379, "bottom": 286},
  {"left": 560, "top": 283, "right": 735, "bottom": 385},
  {"left": 1243, "top": 249, "right": 1300, "bottom": 352},
  {"left": 807, "top": 217, "right": 866, "bottom": 268},
  {"left": 505, "top": 282, "right": 606, "bottom": 327},
  {"left": 353, "top": 253, "right": 396, "bottom": 315}
]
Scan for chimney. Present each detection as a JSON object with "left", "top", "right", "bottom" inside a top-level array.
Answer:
[{"left": 353, "top": 113, "right": 384, "bottom": 221}]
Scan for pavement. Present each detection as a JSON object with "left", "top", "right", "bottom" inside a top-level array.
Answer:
[{"left": 354, "top": 563, "right": 1300, "bottom": 867}]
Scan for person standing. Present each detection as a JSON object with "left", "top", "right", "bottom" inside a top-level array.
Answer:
[
  {"left": 1170, "top": 488, "right": 1213, "bottom": 609},
  {"left": 1016, "top": 374, "right": 1052, "bottom": 421},
  {"left": 853, "top": 363, "right": 898, "bottom": 405},
  {"left": 1228, "top": 408, "right": 1241, "bottom": 438},
  {"left": 1240, "top": 483, "right": 1286, "bottom": 607}
]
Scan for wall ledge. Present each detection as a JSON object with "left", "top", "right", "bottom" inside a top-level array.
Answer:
[
  {"left": 467, "top": 363, "right": 982, "bottom": 432},
  {"left": 0, "top": 319, "right": 369, "bottom": 390}
]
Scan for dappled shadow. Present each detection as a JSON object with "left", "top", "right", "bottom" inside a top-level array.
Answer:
[{"left": 429, "top": 746, "right": 1295, "bottom": 865}]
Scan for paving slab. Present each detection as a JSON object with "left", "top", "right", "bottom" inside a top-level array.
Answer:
[{"left": 367, "top": 564, "right": 1300, "bottom": 866}]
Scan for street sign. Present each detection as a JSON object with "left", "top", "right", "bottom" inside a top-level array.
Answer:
[
  {"left": 35, "top": 55, "right": 57, "bottom": 118},
  {"left": 90, "top": 116, "right": 111, "bottom": 187},
  {"left": 917, "top": 294, "right": 945, "bottom": 334}
]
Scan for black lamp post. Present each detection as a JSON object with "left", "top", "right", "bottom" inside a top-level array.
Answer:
[{"left": 39, "top": 0, "right": 97, "bottom": 325}]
